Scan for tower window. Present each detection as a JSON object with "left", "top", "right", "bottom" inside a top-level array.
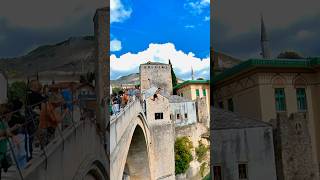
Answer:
[
  {"left": 238, "top": 163, "right": 248, "bottom": 179},
  {"left": 184, "top": 113, "right": 188, "bottom": 119},
  {"left": 213, "top": 165, "right": 222, "bottom": 180},
  {"left": 228, "top": 98, "right": 234, "bottom": 112},
  {"left": 155, "top": 113, "right": 163, "bottom": 120},
  {"left": 218, "top": 101, "right": 224, "bottom": 109},
  {"left": 296, "top": 88, "right": 307, "bottom": 111},
  {"left": 275, "top": 88, "right": 286, "bottom": 111},
  {"left": 177, "top": 114, "right": 180, "bottom": 119}
]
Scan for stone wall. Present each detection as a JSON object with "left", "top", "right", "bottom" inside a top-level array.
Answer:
[
  {"left": 149, "top": 121, "right": 175, "bottom": 180},
  {"left": 196, "top": 97, "right": 209, "bottom": 127},
  {"left": 146, "top": 94, "right": 170, "bottom": 122},
  {"left": 211, "top": 126, "right": 277, "bottom": 180},
  {"left": 175, "top": 123, "right": 210, "bottom": 179},
  {"left": 170, "top": 101, "right": 197, "bottom": 126},
  {"left": 175, "top": 123, "right": 209, "bottom": 147},
  {"left": 271, "top": 112, "right": 320, "bottom": 180},
  {"left": 140, "top": 64, "right": 173, "bottom": 95}
]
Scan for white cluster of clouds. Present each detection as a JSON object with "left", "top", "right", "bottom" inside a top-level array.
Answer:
[
  {"left": 185, "top": 0, "right": 210, "bottom": 15},
  {"left": 110, "top": 0, "right": 132, "bottom": 52},
  {"left": 110, "top": 0, "right": 132, "bottom": 24},
  {"left": 184, "top": 25, "right": 195, "bottom": 29},
  {"left": 183, "top": 0, "right": 210, "bottom": 28},
  {"left": 0, "top": 0, "right": 104, "bottom": 29},
  {"left": 111, "top": 43, "right": 209, "bottom": 79},
  {"left": 110, "top": 39, "right": 122, "bottom": 52}
]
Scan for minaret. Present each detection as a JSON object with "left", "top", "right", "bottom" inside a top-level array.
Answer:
[
  {"left": 260, "top": 14, "right": 271, "bottom": 59},
  {"left": 191, "top": 67, "right": 194, "bottom": 80}
]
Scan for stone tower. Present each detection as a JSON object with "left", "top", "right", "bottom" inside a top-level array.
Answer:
[
  {"left": 271, "top": 113, "right": 319, "bottom": 180},
  {"left": 140, "top": 61, "right": 173, "bottom": 95},
  {"left": 260, "top": 14, "right": 271, "bottom": 59},
  {"left": 94, "top": 7, "right": 109, "bottom": 132}
]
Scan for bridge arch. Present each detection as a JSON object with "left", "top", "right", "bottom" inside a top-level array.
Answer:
[
  {"left": 72, "top": 154, "right": 108, "bottom": 180},
  {"left": 123, "top": 124, "right": 152, "bottom": 179},
  {"left": 120, "top": 115, "right": 152, "bottom": 180}
]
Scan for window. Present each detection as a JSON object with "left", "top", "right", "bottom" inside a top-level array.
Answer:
[
  {"left": 184, "top": 113, "right": 188, "bottom": 118},
  {"left": 218, "top": 101, "right": 224, "bottom": 109},
  {"left": 238, "top": 163, "right": 248, "bottom": 179},
  {"left": 275, "top": 88, "right": 286, "bottom": 111},
  {"left": 213, "top": 165, "right": 222, "bottom": 180},
  {"left": 296, "top": 88, "right": 307, "bottom": 111},
  {"left": 181, "top": 93, "right": 184, "bottom": 97},
  {"left": 155, "top": 113, "right": 163, "bottom": 120},
  {"left": 203, "top": 89, "right": 206, "bottom": 96},
  {"left": 177, "top": 114, "right": 180, "bottom": 119},
  {"left": 170, "top": 114, "right": 172, "bottom": 120},
  {"left": 196, "top": 89, "right": 200, "bottom": 97},
  {"left": 228, "top": 98, "right": 234, "bottom": 112}
]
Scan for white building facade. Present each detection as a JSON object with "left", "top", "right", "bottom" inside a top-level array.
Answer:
[{"left": 169, "top": 95, "right": 197, "bottom": 126}]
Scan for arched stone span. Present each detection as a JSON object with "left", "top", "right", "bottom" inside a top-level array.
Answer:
[
  {"left": 110, "top": 100, "right": 153, "bottom": 180},
  {"left": 124, "top": 125, "right": 152, "bottom": 179},
  {"left": 73, "top": 156, "right": 108, "bottom": 180},
  {"left": 118, "top": 115, "right": 152, "bottom": 180},
  {"left": 110, "top": 99, "right": 175, "bottom": 180}
]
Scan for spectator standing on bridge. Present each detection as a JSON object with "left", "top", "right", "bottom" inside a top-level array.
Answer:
[
  {"left": 119, "top": 91, "right": 125, "bottom": 109},
  {"left": 111, "top": 93, "right": 120, "bottom": 115},
  {"left": 38, "top": 87, "right": 64, "bottom": 147},
  {"left": 123, "top": 90, "right": 129, "bottom": 105},
  {"left": 0, "top": 104, "right": 16, "bottom": 175},
  {"left": 26, "top": 80, "right": 46, "bottom": 161},
  {"left": 7, "top": 100, "right": 27, "bottom": 169},
  {"left": 61, "top": 87, "right": 73, "bottom": 129}
]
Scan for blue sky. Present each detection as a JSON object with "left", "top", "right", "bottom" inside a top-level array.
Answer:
[{"left": 110, "top": 0, "right": 210, "bottom": 80}]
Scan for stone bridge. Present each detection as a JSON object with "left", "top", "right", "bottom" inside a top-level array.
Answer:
[
  {"left": 3, "top": 118, "right": 108, "bottom": 180},
  {"left": 110, "top": 99, "right": 175, "bottom": 180}
]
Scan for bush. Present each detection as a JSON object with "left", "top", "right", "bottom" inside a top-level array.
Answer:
[
  {"left": 175, "top": 137, "right": 193, "bottom": 174},
  {"left": 277, "top": 51, "right": 304, "bottom": 59},
  {"left": 200, "top": 162, "right": 207, "bottom": 177},
  {"left": 8, "top": 81, "right": 27, "bottom": 103},
  {"left": 112, "top": 87, "right": 122, "bottom": 94},
  {"left": 195, "top": 140, "right": 208, "bottom": 162}
]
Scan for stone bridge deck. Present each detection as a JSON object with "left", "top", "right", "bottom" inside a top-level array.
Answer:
[{"left": 2, "top": 107, "right": 107, "bottom": 180}]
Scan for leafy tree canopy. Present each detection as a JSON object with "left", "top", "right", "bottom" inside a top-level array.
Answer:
[
  {"left": 8, "top": 81, "right": 27, "bottom": 103},
  {"left": 175, "top": 137, "right": 193, "bottom": 174},
  {"left": 277, "top": 51, "right": 304, "bottom": 59}
]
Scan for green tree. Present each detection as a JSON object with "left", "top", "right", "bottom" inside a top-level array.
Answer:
[
  {"left": 195, "top": 140, "right": 209, "bottom": 162},
  {"left": 277, "top": 51, "right": 304, "bottom": 59},
  {"left": 200, "top": 162, "right": 207, "bottom": 177},
  {"left": 112, "top": 87, "right": 122, "bottom": 94},
  {"left": 175, "top": 137, "right": 193, "bottom": 174},
  {"left": 8, "top": 81, "right": 27, "bottom": 103},
  {"left": 169, "top": 60, "right": 178, "bottom": 94}
]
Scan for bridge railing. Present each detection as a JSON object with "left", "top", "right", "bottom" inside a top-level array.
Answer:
[
  {"left": 110, "top": 96, "right": 144, "bottom": 154},
  {"left": 0, "top": 96, "right": 93, "bottom": 180}
]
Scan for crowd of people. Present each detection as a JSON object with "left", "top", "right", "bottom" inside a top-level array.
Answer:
[
  {"left": 110, "top": 85, "right": 140, "bottom": 116},
  {"left": 0, "top": 80, "right": 77, "bottom": 175}
]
